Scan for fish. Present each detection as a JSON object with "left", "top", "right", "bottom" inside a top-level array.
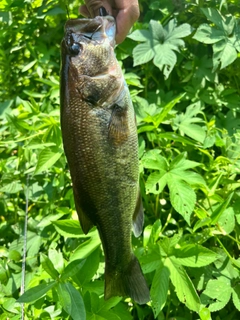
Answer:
[{"left": 60, "top": 13, "right": 150, "bottom": 305}]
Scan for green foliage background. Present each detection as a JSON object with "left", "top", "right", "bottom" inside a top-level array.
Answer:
[{"left": 1, "top": 0, "right": 240, "bottom": 319}]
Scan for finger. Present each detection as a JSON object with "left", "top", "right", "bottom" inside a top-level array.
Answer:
[
  {"left": 82, "top": 0, "right": 113, "bottom": 18},
  {"left": 115, "top": 5, "right": 139, "bottom": 44}
]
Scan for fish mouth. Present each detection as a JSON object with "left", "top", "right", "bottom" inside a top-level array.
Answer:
[{"left": 64, "top": 16, "right": 116, "bottom": 46}]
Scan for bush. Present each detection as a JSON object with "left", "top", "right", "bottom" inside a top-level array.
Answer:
[{"left": 0, "top": 0, "right": 240, "bottom": 319}]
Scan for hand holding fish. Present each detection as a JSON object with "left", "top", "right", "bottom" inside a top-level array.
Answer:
[{"left": 79, "top": 0, "right": 140, "bottom": 43}]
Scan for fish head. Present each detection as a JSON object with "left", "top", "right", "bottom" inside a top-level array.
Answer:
[{"left": 62, "top": 16, "right": 118, "bottom": 78}]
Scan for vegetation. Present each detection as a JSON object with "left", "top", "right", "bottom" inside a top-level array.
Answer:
[{"left": 0, "top": 0, "right": 240, "bottom": 319}]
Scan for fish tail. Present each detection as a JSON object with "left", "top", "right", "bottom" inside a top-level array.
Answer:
[{"left": 104, "top": 254, "right": 150, "bottom": 305}]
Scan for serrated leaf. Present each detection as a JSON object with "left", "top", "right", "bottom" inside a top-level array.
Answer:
[
  {"left": 151, "top": 263, "right": 170, "bottom": 317},
  {"left": 142, "top": 150, "right": 168, "bottom": 170},
  {"left": 34, "top": 148, "right": 62, "bottom": 174},
  {"left": 218, "top": 207, "right": 235, "bottom": 234},
  {"left": 132, "top": 41, "right": 155, "bottom": 66},
  {"left": 128, "top": 29, "right": 150, "bottom": 42},
  {"left": 18, "top": 281, "right": 56, "bottom": 303},
  {"left": 130, "top": 19, "right": 192, "bottom": 78},
  {"left": 201, "top": 8, "right": 225, "bottom": 29},
  {"left": 232, "top": 284, "right": 240, "bottom": 311},
  {"left": 213, "top": 40, "right": 237, "bottom": 70},
  {"left": 56, "top": 282, "right": 86, "bottom": 320},
  {"left": 172, "top": 244, "right": 219, "bottom": 267},
  {"left": 193, "top": 24, "right": 225, "bottom": 44},
  {"left": 153, "top": 44, "right": 177, "bottom": 78},
  {"left": 170, "top": 153, "right": 200, "bottom": 170},
  {"left": 168, "top": 177, "right": 196, "bottom": 225},
  {"left": 165, "top": 257, "right": 200, "bottom": 312},
  {"left": 200, "top": 279, "right": 231, "bottom": 312},
  {"left": 145, "top": 171, "right": 168, "bottom": 194}
]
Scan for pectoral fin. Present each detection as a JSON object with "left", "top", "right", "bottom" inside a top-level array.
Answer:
[
  {"left": 73, "top": 188, "right": 94, "bottom": 234},
  {"left": 132, "top": 189, "right": 144, "bottom": 237},
  {"left": 108, "top": 104, "right": 129, "bottom": 144}
]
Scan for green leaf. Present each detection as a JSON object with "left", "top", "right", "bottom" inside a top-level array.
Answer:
[
  {"left": 213, "top": 40, "right": 237, "bottom": 70},
  {"left": 200, "top": 278, "right": 232, "bottom": 312},
  {"left": 145, "top": 171, "right": 168, "bottom": 194},
  {"left": 128, "top": 29, "right": 150, "bottom": 42},
  {"left": 199, "top": 307, "right": 212, "bottom": 320},
  {"left": 210, "top": 192, "right": 234, "bottom": 224},
  {"left": 165, "top": 257, "right": 200, "bottom": 312},
  {"left": 218, "top": 207, "right": 235, "bottom": 234},
  {"left": 70, "top": 232, "right": 101, "bottom": 261},
  {"left": 56, "top": 282, "right": 86, "bottom": 320},
  {"left": 40, "top": 254, "right": 59, "bottom": 279},
  {"left": 72, "top": 249, "right": 100, "bottom": 286},
  {"left": 53, "top": 220, "right": 86, "bottom": 238},
  {"left": 34, "top": 148, "right": 63, "bottom": 175},
  {"left": 132, "top": 41, "right": 155, "bottom": 66},
  {"left": 0, "top": 181, "right": 22, "bottom": 193},
  {"left": 131, "top": 19, "right": 192, "bottom": 78},
  {"left": 151, "top": 263, "right": 170, "bottom": 317},
  {"left": 168, "top": 178, "right": 196, "bottom": 225},
  {"left": 170, "top": 153, "right": 200, "bottom": 170},
  {"left": 232, "top": 284, "right": 240, "bottom": 311},
  {"left": 193, "top": 24, "right": 225, "bottom": 44},
  {"left": 172, "top": 244, "right": 219, "bottom": 267},
  {"left": 60, "top": 259, "right": 86, "bottom": 282},
  {"left": 18, "top": 281, "right": 56, "bottom": 303},
  {"left": 201, "top": 8, "right": 225, "bottom": 29},
  {"left": 141, "top": 150, "right": 168, "bottom": 170},
  {"left": 152, "top": 93, "right": 185, "bottom": 127},
  {"left": 21, "top": 60, "right": 37, "bottom": 72}
]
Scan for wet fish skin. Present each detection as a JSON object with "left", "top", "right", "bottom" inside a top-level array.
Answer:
[{"left": 60, "top": 16, "right": 150, "bottom": 304}]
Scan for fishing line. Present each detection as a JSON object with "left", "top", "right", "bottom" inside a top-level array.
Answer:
[{"left": 20, "top": 174, "right": 29, "bottom": 320}]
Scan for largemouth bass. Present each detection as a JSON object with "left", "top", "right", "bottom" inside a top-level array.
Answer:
[{"left": 60, "top": 14, "right": 150, "bottom": 305}]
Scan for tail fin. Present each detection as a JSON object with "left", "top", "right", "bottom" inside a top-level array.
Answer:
[{"left": 104, "top": 254, "right": 150, "bottom": 305}]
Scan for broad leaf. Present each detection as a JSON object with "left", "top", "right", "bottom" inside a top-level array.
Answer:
[
  {"left": 53, "top": 220, "right": 86, "bottom": 238},
  {"left": 172, "top": 244, "right": 219, "bottom": 267},
  {"left": 34, "top": 148, "right": 62, "bottom": 175},
  {"left": 200, "top": 278, "right": 231, "bottom": 312},
  {"left": 130, "top": 19, "right": 192, "bottom": 78},
  {"left": 151, "top": 263, "right": 170, "bottom": 317},
  {"left": 168, "top": 177, "right": 196, "bottom": 225},
  {"left": 56, "top": 282, "right": 86, "bottom": 320},
  {"left": 40, "top": 254, "right": 59, "bottom": 279},
  {"left": 165, "top": 257, "right": 200, "bottom": 312},
  {"left": 18, "top": 281, "right": 56, "bottom": 303}
]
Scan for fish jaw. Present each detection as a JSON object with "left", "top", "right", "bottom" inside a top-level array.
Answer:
[{"left": 64, "top": 16, "right": 116, "bottom": 46}]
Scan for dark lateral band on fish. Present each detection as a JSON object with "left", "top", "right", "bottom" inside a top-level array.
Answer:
[{"left": 60, "top": 15, "right": 150, "bottom": 305}]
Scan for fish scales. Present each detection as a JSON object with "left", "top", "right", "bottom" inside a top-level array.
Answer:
[{"left": 60, "top": 15, "right": 150, "bottom": 304}]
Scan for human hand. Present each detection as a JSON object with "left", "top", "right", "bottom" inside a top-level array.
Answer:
[{"left": 79, "top": 0, "right": 140, "bottom": 44}]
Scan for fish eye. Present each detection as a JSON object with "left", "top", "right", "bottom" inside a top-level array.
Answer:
[{"left": 69, "top": 42, "right": 81, "bottom": 56}]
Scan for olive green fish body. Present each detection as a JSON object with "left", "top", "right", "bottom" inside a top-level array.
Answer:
[{"left": 60, "top": 16, "right": 150, "bottom": 304}]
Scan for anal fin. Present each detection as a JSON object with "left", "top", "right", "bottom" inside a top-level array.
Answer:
[
  {"left": 73, "top": 188, "right": 94, "bottom": 234},
  {"left": 132, "top": 188, "right": 144, "bottom": 237}
]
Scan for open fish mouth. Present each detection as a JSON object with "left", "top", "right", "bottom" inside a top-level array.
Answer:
[{"left": 64, "top": 16, "right": 116, "bottom": 46}]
